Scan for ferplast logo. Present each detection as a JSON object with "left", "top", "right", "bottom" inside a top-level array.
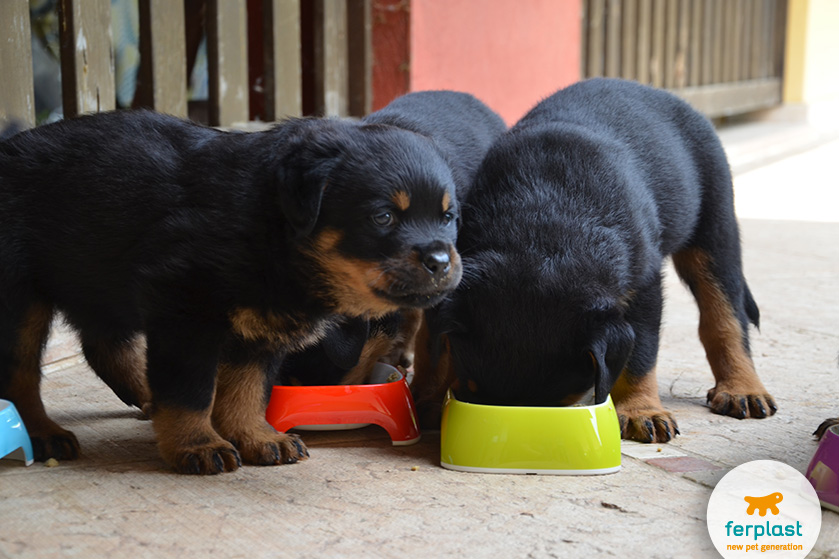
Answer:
[
  {"left": 744, "top": 492, "right": 783, "bottom": 516},
  {"left": 723, "top": 492, "right": 805, "bottom": 547},
  {"left": 707, "top": 461, "right": 821, "bottom": 558}
]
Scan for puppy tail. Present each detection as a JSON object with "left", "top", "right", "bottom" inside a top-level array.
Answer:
[{"left": 744, "top": 282, "right": 760, "bottom": 330}]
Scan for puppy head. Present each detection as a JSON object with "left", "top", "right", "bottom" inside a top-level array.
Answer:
[
  {"left": 431, "top": 250, "right": 634, "bottom": 407},
  {"left": 276, "top": 119, "right": 462, "bottom": 317}
]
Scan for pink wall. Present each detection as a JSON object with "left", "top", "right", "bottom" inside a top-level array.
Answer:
[{"left": 409, "top": 1, "right": 582, "bottom": 126}]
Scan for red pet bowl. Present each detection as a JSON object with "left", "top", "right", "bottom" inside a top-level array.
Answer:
[{"left": 265, "top": 363, "right": 421, "bottom": 446}]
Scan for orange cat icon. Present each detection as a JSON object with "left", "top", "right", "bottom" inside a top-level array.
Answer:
[{"left": 744, "top": 492, "right": 783, "bottom": 516}]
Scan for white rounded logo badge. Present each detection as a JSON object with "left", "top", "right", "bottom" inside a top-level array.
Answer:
[{"left": 707, "top": 460, "right": 822, "bottom": 558}]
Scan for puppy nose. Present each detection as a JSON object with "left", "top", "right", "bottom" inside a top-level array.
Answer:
[{"left": 422, "top": 249, "right": 451, "bottom": 276}]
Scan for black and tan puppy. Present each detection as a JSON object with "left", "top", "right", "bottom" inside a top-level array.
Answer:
[
  {"left": 0, "top": 106, "right": 465, "bottom": 473},
  {"left": 277, "top": 91, "right": 506, "bottom": 386},
  {"left": 277, "top": 312, "right": 418, "bottom": 386},
  {"left": 419, "top": 78, "right": 776, "bottom": 442}
]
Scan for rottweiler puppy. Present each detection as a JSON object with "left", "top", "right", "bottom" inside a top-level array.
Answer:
[
  {"left": 0, "top": 106, "right": 465, "bottom": 473},
  {"left": 418, "top": 78, "right": 776, "bottom": 442},
  {"left": 276, "top": 91, "right": 506, "bottom": 387},
  {"left": 277, "top": 312, "right": 417, "bottom": 386}
]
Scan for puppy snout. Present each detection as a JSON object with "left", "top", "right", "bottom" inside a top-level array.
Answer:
[{"left": 421, "top": 248, "right": 451, "bottom": 277}]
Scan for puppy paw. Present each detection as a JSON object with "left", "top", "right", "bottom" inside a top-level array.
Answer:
[
  {"left": 234, "top": 431, "right": 309, "bottom": 466},
  {"left": 814, "top": 418, "right": 839, "bottom": 440},
  {"left": 165, "top": 440, "right": 242, "bottom": 475},
  {"left": 707, "top": 386, "right": 777, "bottom": 419},
  {"left": 31, "top": 428, "right": 81, "bottom": 461},
  {"left": 618, "top": 409, "right": 679, "bottom": 443}
]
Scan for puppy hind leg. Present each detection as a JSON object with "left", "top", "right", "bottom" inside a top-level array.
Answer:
[
  {"left": 213, "top": 341, "right": 308, "bottom": 466},
  {"left": 0, "top": 302, "right": 80, "bottom": 460},
  {"left": 81, "top": 332, "right": 151, "bottom": 413},
  {"left": 672, "top": 247, "right": 776, "bottom": 419}
]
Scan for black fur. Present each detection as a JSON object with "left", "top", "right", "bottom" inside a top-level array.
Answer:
[
  {"left": 0, "top": 103, "right": 475, "bottom": 472},
  {"left": 362, "top": 90, "right": 506, "bottom": 202},
  {"left": 277, "top": 91, "right": 506, "bottom": 385},
  {"left": 277, "top": 314, "right": 396, "bottom": 386},
  {"left": 426, "top": 78, "right": 774, "bottom": 441}
]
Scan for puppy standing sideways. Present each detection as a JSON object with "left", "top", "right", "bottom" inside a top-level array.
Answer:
[
  {"left": 0, "top": 95, "right": 470, "bottom": 474},
  {"left": 277, "top": 91, "right": 506, "bottom": 387},
  {"left": 418, "top": 78, "right": 776, "bottom": 442}
]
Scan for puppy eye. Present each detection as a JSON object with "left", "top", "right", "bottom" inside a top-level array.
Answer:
[
  {"left": 443, "top": 211, "right": 455, "bottom": 225},
  {"left": 372, "top": 212, "right": 395, "bottom": 227}
]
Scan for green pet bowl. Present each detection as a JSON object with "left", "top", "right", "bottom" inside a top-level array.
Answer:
[{"left": 440, "top": 392, "right": 621, "bottom": 475}]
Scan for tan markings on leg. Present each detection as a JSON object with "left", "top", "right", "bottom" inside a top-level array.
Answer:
[
  {"left": 559, "top": 391, "right": 588, "bottom": 406},
  {"left": 611, "top": 367, "right": 678, "bottom": 443},
  {"left": 386, "top": 308, "right": 422, "bottom": 368},
  {"left": 4, "top": 303, "right": 79, "bottom": 460},
  {"left": 340, "top": 331, "right": 398, "bottom": 385},
  {"left": 410, "top": 315, "right": 457, "bottom": 428},
  {"left": 213, "top": 360, "right": 307, "bottom": 466},
  {"left": 229, "top": 308, "right": 291, "bottom": 342},
  {"left": 228, "top": 308, "right": 330, "bottom": 352},
  {"left": 612, "top": 367, "right": 664, "bottom": 413},
  {"left": 392, "top": 190, "right": 410, "bottom": 211},
  {"left": 151, "top": 403, "right": 241, "bottom": 474},
  {"left": 305, "top": 228, "right": 401, "bottom": 317},
  {"left": 83, "top": 334, "right": 151, "bottom": 411},
  {"left": 340, "top": 308, "right": 424, "bottom": 384},
  {"left": 672, "top": 248, "right": 775, "bottom": 418}
]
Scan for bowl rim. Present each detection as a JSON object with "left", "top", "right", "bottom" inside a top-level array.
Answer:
[
  {"left": 444, "top": 390, "right": 611, "bottom": 412},
  {"left": 272, "top": 362, "right": 404, "bottom": 391}
]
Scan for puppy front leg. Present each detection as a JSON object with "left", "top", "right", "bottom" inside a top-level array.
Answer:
[
  {"left": 612, "top": 367, "right": 679, "bottom": 443},
  {"left": 612, "top": 276, "right": 679, "bottom": 443},
  {"left": 410, "top": 315, "right": 457, "bottom": 429},
  {"left": 145, "top": 319, "right": 240, "bottom": 475},
  {"left": 213, "top": 341, "right": 308, "bottom": 466}
]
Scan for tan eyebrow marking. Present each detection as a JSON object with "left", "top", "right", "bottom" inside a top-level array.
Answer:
[
  {"left": 442, "top": 192, "right": 451, "bottom": 212},
  {"left": 392, "top": 191, "right": 410, "bottom": 211}
]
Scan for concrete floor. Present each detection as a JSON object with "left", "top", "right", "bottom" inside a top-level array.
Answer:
[{"left": 2, "top": 119, "right": 839, "bottom": 558}]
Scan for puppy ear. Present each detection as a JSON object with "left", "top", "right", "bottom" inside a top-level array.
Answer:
[
  {"left": 275, "top": 120, "right": 343, "bottom": 238},
  {"left": 589, "top": 320, "right": 635, "bottom": 404},
  {"left": 322, "top": 317, "right": 370, "bottom": 370}
]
